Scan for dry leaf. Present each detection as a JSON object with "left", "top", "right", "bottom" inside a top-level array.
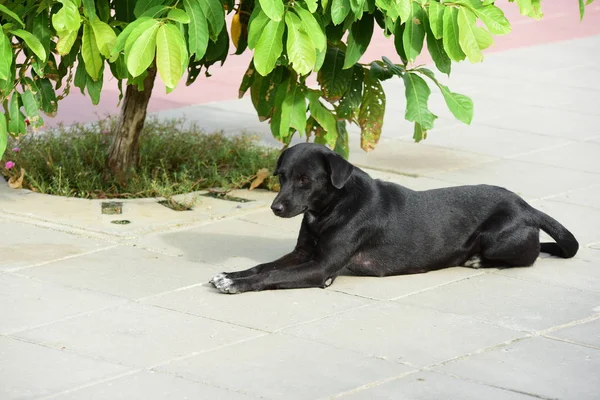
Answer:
[
  {"left": 8, "top": 168, "right": 25, "bottom": 189},
  {"left": 249, "top": 168, "right": 270, "bottom": 191}
]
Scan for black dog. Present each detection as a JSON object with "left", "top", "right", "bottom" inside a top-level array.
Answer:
[{"left": 210, "top": 143, "right": 578, "bottom": 294}]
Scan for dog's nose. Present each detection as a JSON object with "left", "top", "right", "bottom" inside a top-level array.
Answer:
[{"left": 271, "top": 203, "right": 284, "bottom": 215}]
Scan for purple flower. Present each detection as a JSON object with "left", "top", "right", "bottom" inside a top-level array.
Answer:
[
  {"left": 5, "top": 161, "right": 15, "bottom": 169},
  {"left": 12, "top": 147, "right": 20, "bottom": 153}
]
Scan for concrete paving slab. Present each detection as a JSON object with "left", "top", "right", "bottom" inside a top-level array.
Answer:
[
  {"left": 135, "top": 218, "right": 298, "bottom": 270},
  {"left": 545, "top": 184, "right": 600, "bottom": 209},
  {"left": 50, "top": 370, "right": 259, "bottom": 400},
  {"left": 434, "top": 337, "right": 600, "bottom": 400},
  {"left": 239, "top": 210, "right": 303, "bottom": 233},
  {"left": 533, "top": 199, "right": 600, "bottom": 246},
  {"left": 547, "top": 317, "right": 600, "bottom": 349},
  {"left": 494, "top": 251, "right": 600, "bottom": 295},
  {"left": 342, "top": 371, "right": 536, "bottom": 400},
  {"left": 282, "top": 302, "right": 524, "bottom": 368},
  {"left": 13, "top": 303, "right": 264, "bottom": 368},
  {"left": 17, "top": 245, "right": 220, "bottom": 300},
  {"left": 0, "top": 187, "right": 270, "bottom": 239},
  {"left": 478, "top": 103, "right": 600, "bottom": 142},
  {"left": 330, "top": 268, "right": 484, "bottom": 301},
  {"left": 397, "top": 273, "right": 600, "bottom": 332},
  {"left": 156, "top": 333, "right": 413, "bottom": 400},
  {"left": 408, "top": 124, "right": 572, "bottom": 158},
  {"left": 0, "top": 336, "right": 129, "bottom": 400},
  {"left": 428, "top": 158, "right": 600, "bottom": 199},
  {"left": 348, "top": 138, "right": 495, "bottom": 177},
  {"left": 144, "top": 285, "right": 374, "bottom": 332},
  {"left": 0, "top": 273, "right": 126, "bottom": 335},
  {"left": 0, "top": 219, "right": 113, "bottom": 271},
  {"left": 514, "top": 141, "right": 600, "bottom": 174}
]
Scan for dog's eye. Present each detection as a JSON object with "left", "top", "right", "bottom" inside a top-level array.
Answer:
[{"left": 299, "top": 175, "right": 310, "bottom": 184}]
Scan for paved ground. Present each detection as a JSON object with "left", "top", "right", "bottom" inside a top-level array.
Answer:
[{"left": 2, "top": 4, "right": 600, "bottom": 400}]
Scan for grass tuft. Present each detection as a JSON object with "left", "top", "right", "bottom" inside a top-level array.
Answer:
[{"left": 1, "top": 117, "right": 280, "bottom": 199}]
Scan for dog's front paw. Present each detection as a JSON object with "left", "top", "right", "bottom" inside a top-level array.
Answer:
[{"left": 209, "top": 272, "right": 242, "bottom": 294}]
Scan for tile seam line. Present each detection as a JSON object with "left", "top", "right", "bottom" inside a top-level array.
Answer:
[{"left": 5, "top": 244, "right": 122, "bottom": 273}]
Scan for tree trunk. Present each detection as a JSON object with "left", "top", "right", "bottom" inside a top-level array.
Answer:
[{"left": 106, "top": 66, "right": 157, "bottom": 182}]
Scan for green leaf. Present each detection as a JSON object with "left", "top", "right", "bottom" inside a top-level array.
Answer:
[
  {"left": 20, "top": 89, "right": 42, "bottom": 128},
  {"left": 239, "top": 61, "right": 256, "bottom": 99},
  {"left": 0, "top": 113, "right": 7, "bottom": 159},
  {"left": 134, "top": 0, "right": 166, "bottom": 18},
  {"left": 458, "top": 1, "right": 511, "bottom": 35},
  {"left": 82, "top": 22, "right": 103, "bottom": 80},
  {"left": 280, "top": 79, "right": 307, "bottom": 137},
  {"left": 442, "top": 7, "right": 465, "bottom": 62},
  {"left": 156, "top": 23, "right": 188, "bottom": 89},
  {"left": 0, "top": 30, "right": 12, "bottom": 80},
  {"left": 254, "top": 19, "right": 285, "bottom": 76},
  {"left": 97, "top": 0, "right": 110, "bottom": 21},
  {"left": 344, "top": 15, "right": 374, "bottom": 69},
  {"left": 109, "top": 17, "right": 152, "bottom": 62},
  {"left": 439, "top": 84, "right": 473, "bottom": 124},
  {"left": 305, "top": 0, "right": 318, "bottom": 13},
  {"left": 350, "top": 0, "right": 366, "bottom": 19},
  {"left": 90, "top": 18, "right": 117, "bottom": 58},
  {"left": 334, "top": 120, "right": 349, "bottom": 159},
  {"left": 293, "top": 6, "right": 326, "bottom": 52},
  {"left": 251, "top": 66, "right": 284, "bottom": 120},
  {"left": 331, "top": 0, "right": 351, "bottom": 25},
  {"left": 126, "top": 20, "right": 160, "bottom": 78},
  {"left": 402, "top": 72, "right": 437, "bottom": 130},
  {"left": 74, "top": 54, "right": 87, "bottom": 94},
  {"left": 285, "top": 13, "right": 316, "bottom": 76},
  {"left": 413, "top": 121, "right": 426, "bottom": 142},
  {"left": 473, "top": 26, "right": 493, "bottom": 50},
  {"left": 425, "top": 19, "right": 450, "bottom": 75},
  {"left": 38, "top": 78, "right": 58, "bottom": 116},
  {"left": 308, "top": 92, "right": 338, "bottom": 146},
  {"left": 52, "top": 0, "right": 81, "bottom": 32},
  {"left": 33, "top": 11, "right": 52, "bottom": 53},
  {"left": 138, "top": 5, "right": 169, "bottom": 17},
  {"left": 428, "top": 1, "right": 444, "bottom": 39},
  {"left": 82, "top": 0, "right": 97, "bottom": 19},
  {"left": 248, "top": 9, "right": 270, "bottom": 49},
  {"left": 56, "top": 31, "right": 78, "bottom": 56},
  {"left": 359, "top": 73, "right": 386, "bottom": 151},
  {"left": 395, "top": 0, "right": 411, "bottom": 23},
  {"left": 184, "top": 0, "right": 209, "bottom": 61},
  {"left": 0, "top": 4, "right": 25, "bottom": 27},
  {"left": 457, "top": 6, "right": 483, "bottom": 63},
  {"left": 200, "top": 0, "right": 225, "bottom": 39},
  {"left": 393, "top": 21, "right": 408, "bottom": 65},
  {"left": 86, "top": 66, "right": 104, "bottom": 104},
  {"left": 115, "top": 0, "right": 136, "bottom": 22},
  {"left": 258, "top": 0, "right": 284, "bottom": 22},
  {"left": 317, "top": 48, "right": 353, "bottom": 102},
  {"left": 167, "top": 8, "right": 190, "bottom": 23},
  {"left": 10, "top": 30, "right": 47, "bottom": 61},
  {"left": 8, "top": 92, "right": 25, "bottom": 136},
  {"left": 403, "top": 2, "right": 426, "bottom": 62},
  {"left": 337, "top": 65, "right": 364, "bottom": 120},
  {"left": 579, "top": 0, "right": 585, "bottom": 20},
  {"left": 515, "top": 0, "right": 532, "bottom": 16}
]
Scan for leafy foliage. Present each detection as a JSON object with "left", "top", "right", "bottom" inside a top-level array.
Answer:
[{"left": 0, "top": 0, "right": 595, "bottom": 162}]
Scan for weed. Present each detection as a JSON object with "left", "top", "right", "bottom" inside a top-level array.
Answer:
[{"left": 0, "top": 117, "right": 280, "bottom": 199}]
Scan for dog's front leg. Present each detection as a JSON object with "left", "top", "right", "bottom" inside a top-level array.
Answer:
[{"left": 211, "top": 246, "right": 350, "bottom": 294}]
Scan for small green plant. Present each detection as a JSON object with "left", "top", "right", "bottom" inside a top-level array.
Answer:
[{"left": 0, "top": 117, "right": 280, "bottom": 199}]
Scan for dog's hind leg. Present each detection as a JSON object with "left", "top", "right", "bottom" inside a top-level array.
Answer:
[{"left": 477, "top": 224, "right": 541, "bottom": 268}]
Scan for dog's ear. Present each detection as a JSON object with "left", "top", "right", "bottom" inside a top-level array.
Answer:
[
  {"left": 326, "top": 152, "right": 354, "bottom": 189},
  {"left": 273, "top": 148, "right": 287, "bottom": 176}
]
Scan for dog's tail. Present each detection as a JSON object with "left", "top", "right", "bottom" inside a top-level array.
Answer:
[{"left": 534, "top": 209, "right": 578, "bottom": 258}]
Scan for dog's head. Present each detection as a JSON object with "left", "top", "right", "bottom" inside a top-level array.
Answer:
[{"left": 270, "top": 143, "right": 354, "bottom": 218}]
